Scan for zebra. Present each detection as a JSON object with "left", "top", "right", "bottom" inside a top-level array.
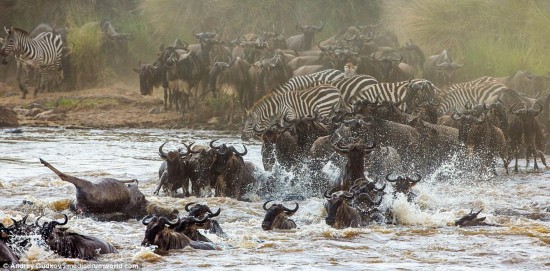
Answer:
[
  {"left": 331, "top": 74, "right": 379, "bottom": 106},
  {"left": 443, "top": 76, "right": 497, "bottom": 94},
  {"left": 270, "top": 69, "right": 344, "bottom": 95},
  {"left": 0, "top": 27, "right": 63, "bottom": 99},
  {"left": 438, "top": 81, "right": 509, "bottom": 114},
  {"left": 242, "top": 84, "right": 342, "bottom": 140},
  {"left": 347, "top": 79, "right": 439, "bottom": 113}
]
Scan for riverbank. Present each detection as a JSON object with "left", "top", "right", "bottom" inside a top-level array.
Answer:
[{"left": 0, "top": 82, "right": 243, "bottom": 133}]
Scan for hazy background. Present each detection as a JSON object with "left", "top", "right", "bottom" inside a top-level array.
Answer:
[{"left": 0, "top": 0, "right": 549, "bottom": 90}]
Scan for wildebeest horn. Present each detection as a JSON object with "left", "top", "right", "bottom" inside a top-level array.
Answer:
[
  {"left": 430, "top": 98, "right": 440, "bottom": 106},
  {"left": 209, "top": 139, "right": 221, "bottom": 149},
  {"left": 263, "top": 200, "right": 272, "bottom": 211},
  {"left": 159, "top": 142, "right": 168, "bottom": 160},
  {"left": 343, "top": 191, "right": 355, "bottom": 199},
  {"left": 386, "top": 173, "right": 399, "bottom": 182},
  {"left": 532, "top": 101, "right": 543, "bottom": 116},
  {"left": 509, "top": 103, "right": 520, "bottom": 115},
  {"left": 231, "top": 145, "right": 248, "bottom": 156},
  {"left": 282, "top": 202, "right": 299, "bottom": 213},
  {"left": 207, "top": 207, "right": 221, "bottom": 218},
  {"left": 375, "top": 179, "right": 387, "bottom": 191},
  {"left": 183, "top": 141, "right": 201, "bottom": 154},
  {"left": 185, "top": 202, "right": 196, "bottom": 212},
  {"left": 324, "top": 189, "right": 332, "bottom": 199},
  {"left": 315, "top": 21, "right": 323, "bottom": 31},
  {"left": 160, "top": 216, "right": 180, "bottom": 227},
  {"left": 410, "top": 173, "right": 422, "bottom": 183},
  {"left": 192, "top": 26, "right": 200, "bottom": 38},
  {"left": 35, "top": 216, "right": 42, "bottom": 227},
  {"left": 52, "top": 214, "right": 68, "bottom": 226},
  {"left": 332, "top": 140, "right": 350, "bottom": 154}
]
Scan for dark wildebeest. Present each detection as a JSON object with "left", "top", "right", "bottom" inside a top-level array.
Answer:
[
  {"left": 183, "top": 202, "right": 226, "bottom": 240},
  {"left": 133, "top": 60, "right": 162, "bottom": 96},
  {"left": 155, "top": 142, "right": 193, "bottom": 196},
  {"left": 385, "top": 173, "right": 422, "bottom": 202},
  {"left": 261, "top": 201, "right": 299, "bottom": 230},
  {"left": 423, "top": 50, "right": 462, "bottom": 88},
  {"left": 255, "top": 123, "right": 299, "bottom": 172},
  {"left": 454, "top": 209, "right": 496, "bottom": 227},
  {"left": 286, "top": 21, "right": 323, "bottom": 51},
  {"left": 508, "top": 102, "right": 547, "bottom": 172},
  {"left": 332, "top": 139, "right": 377, "bottom": 191},
  {"left": 208, "top": 57, "right": 254, "bottom": 123},
  {"left": 141, "top": 215, "right": 217, "bottom": 254},
  {"left": 39, "top": 159, "right": 178, "bottom": 220},
  {"left": 324, "top": 190, "right": 364, "bottom": 228},
  {"left": 37, "top": 214, "right": 117, "bottom": 260},
  {"left": 0, "top": 224, "right": 19, "bottom": 264}
]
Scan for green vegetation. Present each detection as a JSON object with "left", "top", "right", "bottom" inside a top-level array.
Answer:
[{"left": 383, "top": 0, "right": 550, "bottom": 80}]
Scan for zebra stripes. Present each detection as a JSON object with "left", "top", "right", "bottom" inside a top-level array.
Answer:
[
  {"left": 347, "top": 79, "right": 437, "bottom": 112},
  {"left": 444, "top": 76, "right": 497, "bottom": 93},
  {"left": 1, "top": 27, "right": 63, "bottom": 98},
  {"left": 331, "top": 74, "right": 379, "bottom": 105},
  {"left": 439, "top": 81, "right": 508, "bottom": 113},
  {"left": 271, "top": 69, "right": 344, "bottom": 95},
  {"left": 242, "top": 84, "right": 341, "bottom": 139}
]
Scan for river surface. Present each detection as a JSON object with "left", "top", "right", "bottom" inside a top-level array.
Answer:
[{"left": 0, "top": 127, "right": 549, "bottom": 270}]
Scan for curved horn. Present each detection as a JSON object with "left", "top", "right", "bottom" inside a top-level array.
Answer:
[
  {"left": 160, "top": 216, "right": 180, "bottom": 227},
  {"left": 183, "top": 141, "right": 201, "bottom": 154},
  {"left": 52, "top": 214, "right": 68, "bottom": 226},
  {"left": 533, "top": 101, "right": 543, "bottom": 115},
  {"left": 282, "top": 202, "right": 299, "bottom": 213},
  {"left": 386, "top": 173, "right": 399, "bottom": 182},
  {"left": 35, "top": 216, "right": 43, "bottom": 227},
  {"left": 509, "top": 103, "right": 520, "bottom": 115},
  {"left": 189, "top": 216, "right": 209, "bottom": 224},
  {"left": 315, "top": 21, "right": 323, "bottom": 31},
  {"left": 410, "top": 173, "right": 422, "bottom": 183},
  {"left": 185, "top": 202, "right": 196, "bottom": 212},
  {"left": 207, "top": 207, "right": 221, "bottom": 218},
  {"left": 232, "top": 145, "right": 248, "bottom": 156},
  {"left": 141, "top": 214, "right": 157, "bottom": 226},
  {"left": 342, "top": 191, "right": 355, "bottom": 199},
  {"left": 158, "top": 142, "right": 168, "bottom": 160},
  {"left": 209, "top": 139, "right": 221, "bottom": 149},
  {"left": 324, "top": 189, "right": 332, "bottom": 199},
  {"left": 451, "top": 113, "right": 462, "bottom": 121},
  {"left": 263, "top": 200, "right": 272, "bottom": 211}
]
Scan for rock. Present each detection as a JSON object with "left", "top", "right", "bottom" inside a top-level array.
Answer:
[
  {"left": 25, "top": 107, "right": 43, "bottom": 117},
  {"left": 0, "top": 106, "right": 19, "bottom": 127},
  {"left": 208, "top": 117, "right": 220, "bottom": 125},
  {"left": 149, "top": 107, "right": 161, "bottom": 114},
  {"left": 34, "top": 109, "right": 66, "bottom": 121}
]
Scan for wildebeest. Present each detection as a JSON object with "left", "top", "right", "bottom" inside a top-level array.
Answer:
[
  {"left": 508, "top": 102, "right": 547, "bottom": 172},
  {"left": 0, "top": 224, "right": 19, "bottom": 264},
  {"left": 255, "top": 123, "right": 299, "bottom": 172},
  {"left": 208, "top": 57, "right": 254, "bottom": 123},
  {"left": 133, "top": 60, "right": 162, "bottom": 96},
  {"left": 385, "top": 173, "right": 422, "bottom": 202},
  {"left": 324, "top": 190, "right": 364, "bottom": 228},
  {"left": 261, "top": 201, "right": 299, "bottom": 230},
  {"left": 184, "top": 202, "right": 226, "bottom": 239},
  {"left": 39, "top": 159, "right": 178, "bottom": 220},
  {"left": 141, "top": 215, "right": 217, "bottom": 254},
  {"left": 423, "top": 50, "right": 462, "bottom": 88},
  {"left": 37, "top": 214, "right": 117, "bottom": 260},
  {"left": 155, "top": 142, "right": 190, "bottom": 196},
  {"left": 286, "top": 21, "right": 323, "bottom": 51},
  {"left": 332, "top": 139, "right": 376, "bottom": 191}
]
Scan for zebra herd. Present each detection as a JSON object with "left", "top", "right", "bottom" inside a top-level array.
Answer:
[
  {"left": 242, "top": 67, "right": 540, "bottom": 155},
  {"left": 0, "top": 27, "right": 64, "bottom": 99}
]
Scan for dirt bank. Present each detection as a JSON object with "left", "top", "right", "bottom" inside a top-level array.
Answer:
[{"left": 0, "top": 82, "right": 244, "bottom": 133}]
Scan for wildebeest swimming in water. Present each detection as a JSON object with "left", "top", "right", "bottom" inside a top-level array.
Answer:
[{"left": 39, "top": 158, "right": 178, "bottom": 221}]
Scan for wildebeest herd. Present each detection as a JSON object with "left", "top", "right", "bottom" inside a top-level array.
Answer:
[{"left": 1, "top": 21, "right": 550, "bottom": 264}]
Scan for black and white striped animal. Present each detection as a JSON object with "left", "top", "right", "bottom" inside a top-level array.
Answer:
[
  {"left": 242, "top": 85, "right": 342, "bottom": 140},
  {"left": 270, "top": 69, "right": 344, "bottom": 95},
  {"left": 347, "top": 79, "right": 438, "bottom": 113},
  {"left": 331, "top": 74, "right": 379, "bottom": 106},
  {"left": 438, "top": 81, "right": 508, "bottom": 114},
  {"left": 1, "top": 27, "right": 63, "bottom": 99}
]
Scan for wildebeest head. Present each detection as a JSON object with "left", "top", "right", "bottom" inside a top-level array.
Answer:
[
  {"left": 261, "top": 201, "right": 299, "bottom": 230},
  {"left": 208, "top": 61, "right": 231, "bottom": 93},
  {"left": 141, "top": 215, "right": 181, "bottom": 247},
  {"left": 133, "top": 60, "right": 160, "bottom": 95},
  {"left": 403, "top": 79, "right": 438, "bottom": 113},
  {"left": 37, "top": 214, "right": 68, "bottom": 241},
  {"left": 433, "top": 50, "right": 462, "bottom": 86},
  {"left": 386, "top": 173, "right": 421, "bottom": 195},
  {"left": 324, "top": 190, "right": 360, "bottom": 228},
  {"left": 185, "top": 202, "right": 221, "bottom": 219}
]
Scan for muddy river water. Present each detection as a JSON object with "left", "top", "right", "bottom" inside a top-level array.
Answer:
[{"left": 0, "top": 127, "right": 549, "bottom": 270}]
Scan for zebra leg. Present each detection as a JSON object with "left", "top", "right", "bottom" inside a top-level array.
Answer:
[
  {"left": 17, "top": 63, "right": 29, "bottom": 99},
  {"left": 537, "top": 150, "right": 547, "bottom": 167}
]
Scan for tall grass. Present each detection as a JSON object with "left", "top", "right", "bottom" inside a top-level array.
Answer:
[{"left": 382, "top": 0, "right": 550, "bottom": 81}]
